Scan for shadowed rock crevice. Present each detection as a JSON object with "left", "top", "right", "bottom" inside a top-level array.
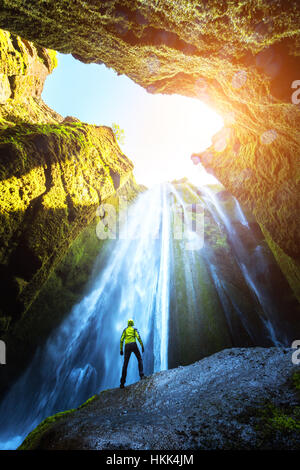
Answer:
[{"left": 109, "top": 168, "right": 121, "bottom": 190}]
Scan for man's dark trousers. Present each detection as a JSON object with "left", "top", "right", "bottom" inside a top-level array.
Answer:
[{"left": 121, "top": 342, "right": 144, "bottom": 385}]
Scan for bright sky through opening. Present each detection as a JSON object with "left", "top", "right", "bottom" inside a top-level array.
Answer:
[{"left": 42, "top": 53, "right": 224, "bottom": 188}]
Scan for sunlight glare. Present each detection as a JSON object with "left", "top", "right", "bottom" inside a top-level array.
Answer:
[
  {"left": 41, "top": 54, "right": 224, "bottom": 189},
  {"left": 121, "top": 94, "right": 224, "bottom": 188}
]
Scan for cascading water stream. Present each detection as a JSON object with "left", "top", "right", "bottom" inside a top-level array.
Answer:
[
  {"left": 0, "top": 184, "right": 173, "bottom": 450},
  {"left": 191, "top": 184, "right": 293, "bottom": 345},
  {"left": 0, "top": 181, "right": 298, "bottom": 450},
  {"left": 153, "top": 186, "right": 172, "bottom": 371}
]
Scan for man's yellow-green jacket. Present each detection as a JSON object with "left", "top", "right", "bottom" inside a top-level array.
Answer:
[{"left": 120, "top": 319, "right": 144, "bottom": 352}]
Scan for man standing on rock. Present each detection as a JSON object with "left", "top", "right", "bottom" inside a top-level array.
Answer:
[{"left": 120, "top": 319, "right": 145, "bottom": 388}]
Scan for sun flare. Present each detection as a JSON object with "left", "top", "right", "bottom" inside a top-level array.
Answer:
[
  {"left": 42, "top": 54, "right": 224, "bottom": 189},
  {"left": 121, "top": 93, "right": 224, "bottom": 188}
]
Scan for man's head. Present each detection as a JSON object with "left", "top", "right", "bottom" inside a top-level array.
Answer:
[{"left": 128, "top": 318, "right": 134, "bottom": 326}]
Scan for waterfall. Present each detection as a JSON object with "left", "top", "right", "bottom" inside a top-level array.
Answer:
[
  {"left": 0, "top": 181, "right": 298, "bottom": 450},
  {"left": 0, "top": 184, "right": 173, "bottom": 450},
  {"left": 192, "top": 184, "right": 296, "bottom": 345},
  {"left": 153, "top": 185, "right": 172, "bottom": 372}
]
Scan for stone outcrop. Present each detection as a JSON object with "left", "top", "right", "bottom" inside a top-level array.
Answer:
[
  {"left": 0, "top": 121, "right": 135, "bottom": 325},
  {"left": 18, "top": 347, "right": 300, "bottom": 450},
  {"left": 0, "top": 29, "right": 60, "bottom": 123},
  {"left": 0, "top": 1, "right": 299, "bottom": 102},
  {"left": 192, "top": 117, "right": 300, "bottom": 301},
  {"left": 0, "top": 0, "right": 298, "bottom": 300}
]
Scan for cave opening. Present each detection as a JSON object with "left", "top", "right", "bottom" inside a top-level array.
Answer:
[{"left": 42, "top": 52, "right": 225, "bottom": 188}]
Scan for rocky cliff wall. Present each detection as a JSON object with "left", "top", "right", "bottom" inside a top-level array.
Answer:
[
  {"left": 0, "top": 175, "right": 143, "bottom": 399},
  {"left": 0, "top": 28, "right": 140, "bottom": 332},
  {"left": 0, "top": 121, "right": 135, "bottom": 326},
  {"left": 0, "top": 29, "right": 60, "bottom": 123},
  {"left": 0, "top": 0, "right": 298, "bottom": 299}
]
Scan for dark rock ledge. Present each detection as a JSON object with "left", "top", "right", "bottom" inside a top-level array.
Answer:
[{"left": 19, "top": 347, "right": 300, "bottom": 450}]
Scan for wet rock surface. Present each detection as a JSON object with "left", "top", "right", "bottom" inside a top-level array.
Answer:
[{"left": 20, "top": 347, "right": 300, "bottom": 450}]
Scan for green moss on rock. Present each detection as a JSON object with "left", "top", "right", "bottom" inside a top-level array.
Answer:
[
  {"left": 293, "top": 372, "right": 300, "bottom": 392},
  {"left": 249, "top": 369, "right": 300, "bottom": 449},
  {"left": 17, "top": 408, "right": 76, "bottom": 450},
  {"left": 260, "top": 224, "right": 300, "bottom": 304},
  {"left": 0, "top": 28, "right": 60, "bottom": 124},
  {"left": 18, "top": 392, "right": 100, "bottom": 450},
  {"left": 0, "top": 121, "right": 135, "bottom": 321},
  {"left": 258, "top": 402, "right": 300, "bottom": 432},
  {"left": 77, "top": 394, "right": 99, "bottom": 410}
]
